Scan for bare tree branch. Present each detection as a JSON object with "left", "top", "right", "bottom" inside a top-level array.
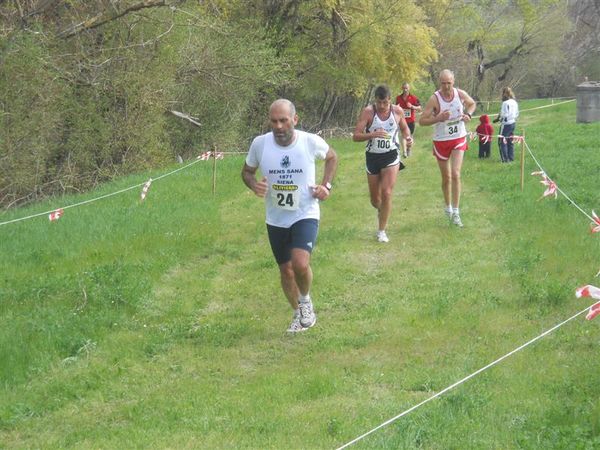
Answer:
[
  {"left": 168, "top": 110, "right": 202, "bottom": 127},
  {"left": 58, "top": 0, "right": 169, "bottom": 39}
]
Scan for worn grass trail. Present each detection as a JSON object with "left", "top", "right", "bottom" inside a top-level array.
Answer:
[{"left": 0, "top": 100, "right": 598, "bottom": 449}]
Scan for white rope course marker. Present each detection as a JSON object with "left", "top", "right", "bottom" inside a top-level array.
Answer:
[
  {"left": 470, "top": 99, "right": 575, "bottom": 120},
  {"left": 0, "top": 156, "right": 209, "bottom": 227},
  {"left": 335, "top": 306, "right": 590, "bottom": 450},
  {"left": 1, "top": 149, "right": 250, "bottom": 227}
]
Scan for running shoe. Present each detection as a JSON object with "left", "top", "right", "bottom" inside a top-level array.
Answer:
[
  {"left": 287, "top": 313, "right": 306, "bottom": 333},
  {"left": 452, "top": 213, "right": 464, "bottom": 227},
  {"left": 377, "top": 230, "right": 389, "bottom": 243},
  {"left": 298, "top": 301, "right": 316, "bottom": 328}
]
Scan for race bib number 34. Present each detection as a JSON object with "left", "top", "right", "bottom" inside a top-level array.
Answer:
[
  {"left": 271, "top": 184, "right": 300, "bottom": 210},
  {"left": 447, "top": 120, "right": 460, "bottom": 136}
]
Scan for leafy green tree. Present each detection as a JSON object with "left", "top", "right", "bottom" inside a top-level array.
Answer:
[
  {"left": 224, "top": 0, "right": 437, "bottom": 128},
  {"left": 0, "top": 1, "right": 290, "bottom": 208}
]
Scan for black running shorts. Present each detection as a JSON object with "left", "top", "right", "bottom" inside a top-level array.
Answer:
[
  {"left": 266, "top": 218, "right": 319, "bottom": 265},
  {"left": 365, "top": 149, "right": 400, "bottom": 175}
]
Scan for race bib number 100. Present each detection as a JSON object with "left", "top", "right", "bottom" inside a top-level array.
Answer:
[{"left": 271, "top": 185, "right": 299, "bottom": 210}]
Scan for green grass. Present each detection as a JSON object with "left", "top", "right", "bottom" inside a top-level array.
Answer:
[{"left": 1, "top": 100, "right": 599, "bottom": 449}]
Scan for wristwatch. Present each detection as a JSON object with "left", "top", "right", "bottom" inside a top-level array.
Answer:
[{"left": 324, "top": 182, "right": 332, "bottom": 191}]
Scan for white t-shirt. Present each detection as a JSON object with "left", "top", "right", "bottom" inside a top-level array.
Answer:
[
  {"left": 246, "top": 130, "right": 329, "bottom": 228},
  {"left": 500, "top": 99, "right": 519, "bottom": 125},
  {"left": 433, "top": 88, "right": 467, "bottom": 141}
]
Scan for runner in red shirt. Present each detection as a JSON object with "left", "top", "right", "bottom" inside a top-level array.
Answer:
[{"left": 395, "top": 83, "right": 421, "bottom": 157}]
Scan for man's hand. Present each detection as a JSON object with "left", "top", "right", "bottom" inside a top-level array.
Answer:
[
  {"left": 311, "top": 185, "right": 331, "bottom": 201},
  {"left": 253, "top": 176, "right": 268, "bottom": 198},
  {"left": 437, "top": 110, "right": 451, "bottom": 122},
  {"left": 371, "top": 128, "right": 390, "bottom": 139}
]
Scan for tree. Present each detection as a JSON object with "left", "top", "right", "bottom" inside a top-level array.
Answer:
[
  {"left": 420, "top": 0, "right": 573, "bottom": 99},
  {"left": 565, "top": 0, "right": 600, "bottom": 82},
  {"left": 226, "top": 0, "right": 437, "bottom": 128},
  {"left": 0, "top": 1, "right": 291, "bottom": 208}
]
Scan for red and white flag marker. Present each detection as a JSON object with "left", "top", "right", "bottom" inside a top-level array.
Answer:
[
  {"left": 541, "top": 177, "right": 558, "bottom": 199},
  {"left": 531, "top": 171, "right": 557, "bottom": 199},
  {"left": 140, "top": 178, "right": 152, "bottom": 201},
  {"left": 575, "top": 285, "right": 600, "bottom": 320},
  {"left": 198, "top": 151, "right": 225, "bottom": 161},
  {"left": 48, "top": 208, "right": 64, "bottom": 221}
]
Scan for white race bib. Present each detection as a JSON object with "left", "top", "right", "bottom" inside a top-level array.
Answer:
[
  {"left": 443, "top": 119, "right": 461, "bottom": 138},
  {"left": 404, "top": 109, "right": 411, "bottom": 118},
  {"left": 271, "top": 185, "right": 300, "bottom": 211},
  {"left": 372, "top": 136, "right": 393, "bottom": 151}
]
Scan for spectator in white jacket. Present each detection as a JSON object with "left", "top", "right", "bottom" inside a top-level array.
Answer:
[{"left": 493, "top": 87, "right": 519, "bottom": 162}]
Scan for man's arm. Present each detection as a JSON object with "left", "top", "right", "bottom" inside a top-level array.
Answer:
[
  {"left": 393, "top": 106, "right": 413, "bottom": 143},
  {"left": 241, "top": 163, "right": 267, "bottom": 197},
  {"left": 352, "top": 107, "right": 375, "bottom": 142},
  {"left": 407, "top": 96, "right": 422, "bottom": 113},
  {"left": 419, "top": 94, "right": 442, "bottom": 126},
  {"left": 353, "top": 106, "right": 393, "bottom": 142},
  {"left": 458, "top": 89, "right": 476, "bottom": 123},
  {"left": 312, "top": 147, "right": 338, "bottom": 201},
  {"left": 321, "top": 147, "right": 338, "bottom": 186}
]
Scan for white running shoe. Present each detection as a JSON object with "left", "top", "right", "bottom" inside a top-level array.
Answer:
[
  {"left": 298, "top": 301, "right": 316, "bottom": 328},
  {"left": 452, "top": 213, "right": 464, "bottom": 227},
  {"left": 377, "top": 230, "right": 389, "bottom": 243},
  {"left": 287, "top": 313, "right": 306, "bottom": 333}
]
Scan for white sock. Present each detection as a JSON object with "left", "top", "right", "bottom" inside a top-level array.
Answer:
[
  {"left": 299, "top": 294, "right": 311, "bottom": 304},
  {"left": 453, "top": 207, "right": 460, "bottom": 215},
  {"left": 445, "top": 205, "right": 452, "bottom": 213}
]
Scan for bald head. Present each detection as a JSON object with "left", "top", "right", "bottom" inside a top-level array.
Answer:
[
  {"left": 438, "top": 69, "right": 455, "bottom": 96},
  {"left": 269, "top": 98, "right": 298, "bottom": 146},
  {"left": 439, "top": 69, "right": 454, "bottom": 82},
  {"left": 269, "top": 99, "right": 296, "bottom": 118}
]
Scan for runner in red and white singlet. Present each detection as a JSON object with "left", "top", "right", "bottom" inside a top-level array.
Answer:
[{"left": 419, "top": 70, "right": 476, "bottom": 227}]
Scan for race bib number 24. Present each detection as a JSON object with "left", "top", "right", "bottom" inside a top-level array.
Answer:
[{"left": 271, "top": 185, "right": 299, "bottom": 211}]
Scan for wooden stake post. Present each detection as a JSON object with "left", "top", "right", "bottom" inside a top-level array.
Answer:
[
  {"left": 520, "top": 128, "right": 526, "bottom": 191},
  {"left": 212, "top": 146, "right": 217, "bottom": 195}
]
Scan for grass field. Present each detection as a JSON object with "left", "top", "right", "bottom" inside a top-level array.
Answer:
[{"left": 1, "top": 100, "right": 599, "bottom": 449}]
